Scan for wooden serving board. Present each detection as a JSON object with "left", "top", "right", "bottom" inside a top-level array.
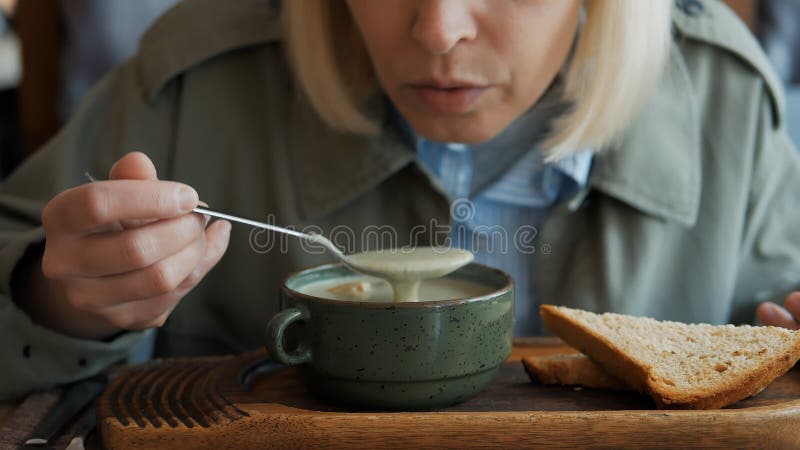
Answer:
[{"left": 98, "top": 338, "right": 800, "bottom": 449}]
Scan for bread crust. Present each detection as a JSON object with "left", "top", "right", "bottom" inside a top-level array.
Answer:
[
  {"left": 521, "top": 354, "right": 630, "bottom": 391},
  {"left": 540, "top": 305, "right": 800, "bottom": 409}
]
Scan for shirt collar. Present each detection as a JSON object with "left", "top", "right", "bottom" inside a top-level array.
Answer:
[{"left": 554, "top": 150, "right": 593, "bottom": 189}]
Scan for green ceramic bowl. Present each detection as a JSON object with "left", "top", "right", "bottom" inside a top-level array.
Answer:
[{"left": 265, "top": 262, "right": 514, "bottom": 410}]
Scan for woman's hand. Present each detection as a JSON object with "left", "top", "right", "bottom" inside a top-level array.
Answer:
[
  {"left": 20, "top": 152, "right": 231, "bottom": 340},
  {"left": 757, "top": 293, "right": 800, "bottom": 329}
]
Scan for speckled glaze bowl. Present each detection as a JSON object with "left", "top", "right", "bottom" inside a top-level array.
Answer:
[{"left": 265, "top": 262, "right": 514, "bottom": 410}]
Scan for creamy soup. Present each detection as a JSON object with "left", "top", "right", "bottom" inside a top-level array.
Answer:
[
  {"left": 345, "top": 247, "right": 474, "bottom": 280},
  {"left": 299, "top": 276, "right": 493, "bottom": 303},
  {"left": 343, "top": 247, "right": 474, "bottom": 301}
]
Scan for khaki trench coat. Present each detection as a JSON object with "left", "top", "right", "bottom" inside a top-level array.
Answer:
[{"left": 0, "top": 0, "right": 798, "bottom": 398}]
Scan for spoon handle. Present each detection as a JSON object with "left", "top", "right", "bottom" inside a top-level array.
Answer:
[
  {"left": 193, "top": 206, "right": 308, "bottom": 239},
  {"left": 83, "top": 172, "right": 333, "bottom": 252},
  {"left": 194, "top": 206, "right": 345, "bottom": 259},
  {"left": 196, "top": 206, "right": 345, "bottom": 260}
]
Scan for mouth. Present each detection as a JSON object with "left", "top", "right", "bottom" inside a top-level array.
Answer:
[{"left": 406, "top": 79, "right": 491, "bottom": 114}]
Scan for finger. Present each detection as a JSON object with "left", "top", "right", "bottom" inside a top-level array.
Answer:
[
  {"left": 175, "top": 219, "right": 231, "bottom": 291},
  {"left": 119, "top": 217, "right": 161, "bottom": 230},
  {"left": 43, "top": 180, "right": 199, "bottom": 235},
  {"left": 138, "top": 220, "right": 231, "bottom": 329},
  {"left": 64, "top": 231, "right": 207, "bottom": 308},
  {"left": 783, "top": 292, "right": 800, "bottom": 321},
  {"left": 118, "top": 200, "right": 208, "bottom": 230},
  {"left": 49, "top": 213, "right": 207, "bottom": 277},
  {"left": 756, "top": 302, "right": 799, "bottom": 329},
  {"left": 197, "top": 201, "right": 212, "bottom": 228},
  {"left": 84, "top": 220, "right": 230, "bottom": 331},
  {"left": 109, "top": 152, "right": 161, "bottom": 229},
  {"left": 136, "top": 220, "right": 231, "bottom": 329},
  {"left": 108, "top": 151, "right": 158, "bottom": 181}
]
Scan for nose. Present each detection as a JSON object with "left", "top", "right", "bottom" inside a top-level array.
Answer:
[{"left": 411, "top": 0, "right": 478, "bottom": 55}]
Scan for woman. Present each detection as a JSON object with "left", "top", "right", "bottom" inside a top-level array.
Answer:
[{"left": 1, "top": 0, "right": 798, "bottom": 399}]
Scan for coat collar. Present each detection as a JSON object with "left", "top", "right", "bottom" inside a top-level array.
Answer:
[
  {"left": 137, "top": 0, "right": 282, "bottom": 102},
  {"left": 290, "top": 44, "right": 702, "bottom": 227},
  {"left": 289, "top": 94, "right": 415, "bottom": 221}
]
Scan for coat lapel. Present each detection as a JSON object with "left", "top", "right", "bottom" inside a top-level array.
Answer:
[{"left": 288, "top": 94, "right": 415, "bottom": 221}]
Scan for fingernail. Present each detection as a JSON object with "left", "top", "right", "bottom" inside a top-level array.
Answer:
[{"left": 179, "top": 187, "right": 198, "bottom": 212}]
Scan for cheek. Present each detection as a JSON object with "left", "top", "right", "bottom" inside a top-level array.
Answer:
[
  {"left": 346, "top": 2, "right": 409, "bottom": 86},
  {"left": 494, "top": 5, "right": 581, "bottom": 118},
  {"left": 364, "top": 45, "right": 402, "bottom": 89},
  {"left": 505, "top": 4, "right": 580, "bottom": 85}
]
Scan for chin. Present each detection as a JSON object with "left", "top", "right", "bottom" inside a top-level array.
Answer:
[{"left": 408, "top": 114, "right": 512, "bottom": 144}]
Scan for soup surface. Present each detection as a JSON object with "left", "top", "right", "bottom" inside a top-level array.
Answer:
[{"left": 298, "top": 276, "right": 493, "bottom": 303}]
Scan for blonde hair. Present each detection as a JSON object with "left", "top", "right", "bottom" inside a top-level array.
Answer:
[{"left": 282, "top": 1, "right": 673, "bottom": 160}]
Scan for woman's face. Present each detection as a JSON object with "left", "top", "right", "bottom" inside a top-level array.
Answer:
[{"left": 346, "top": 0, "right": 581, "bottom": 143}]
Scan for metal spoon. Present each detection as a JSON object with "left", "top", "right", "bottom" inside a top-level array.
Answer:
[
  {"left": 84, "top": 173, "right": 363, "bottom": 275},
  {"left": 190, "top": 205, "right": 350, "bottom": 260},
  {"left": 193, "top": 207, "right": 471, "bottom": 280},
  {"left": 83, "top": 173, "right": 472, "bottom": 289},
  {"left": 191, "top": 207, "right": 472, "bottom": 301}
]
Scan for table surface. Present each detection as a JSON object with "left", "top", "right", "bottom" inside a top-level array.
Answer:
[
  {"left": 0, "top": 401, "right": 15, "bottom": 424},
  {"left": 98, "top": 338, "right": 800, "bottom": 449},
  {"left": 5, "top": 336, "right": 799, "bottom": 447}
]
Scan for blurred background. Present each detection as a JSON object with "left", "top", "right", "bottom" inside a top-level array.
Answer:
[
  {"left": 0, "top": 0, "right": 796, "bottom": 179},
  {"left": 0, "top": 0, "right": 178, "bottom": 178}
]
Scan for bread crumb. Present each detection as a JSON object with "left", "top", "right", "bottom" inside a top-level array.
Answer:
[{"left": 327, "top": 281, "right": 371, "bottom": 300}]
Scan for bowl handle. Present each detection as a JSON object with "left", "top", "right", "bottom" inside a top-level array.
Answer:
[{"left": 265, "top": 306, "right": 312, "bottom": 365}]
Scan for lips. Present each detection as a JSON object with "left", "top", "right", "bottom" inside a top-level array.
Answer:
[{"left": 407, "top": 80, "right": 490, "bottom": 114}]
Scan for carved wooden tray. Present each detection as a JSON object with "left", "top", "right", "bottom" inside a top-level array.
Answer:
[{"left": 98, "top": 338, "right": 800, "bottom": 449}]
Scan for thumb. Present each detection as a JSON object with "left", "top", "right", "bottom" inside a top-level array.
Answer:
[
  {"left": 109, "top": 152, "right": 160, "bottom": 229},
  {"left": 756, "top": 302, "right": 799, "bottom": 329},
  {"left": 109, "top": 151, "right": 158, "bottom": 181}
]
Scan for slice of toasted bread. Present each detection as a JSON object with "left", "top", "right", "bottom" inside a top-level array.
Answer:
[
  {"left": 540, "top": 305, "right": 800, "bottom": 409},
  {"left": 522, "top": 354, "right": 630, "bottom": 391}
]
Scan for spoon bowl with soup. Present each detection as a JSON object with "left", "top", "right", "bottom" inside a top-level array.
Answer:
[
  {"left": 188, "top": 205, "right": 475, "bottom": 301},
  {"left": 336, "top": 246, "right": 475, "bottom": 301}
]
